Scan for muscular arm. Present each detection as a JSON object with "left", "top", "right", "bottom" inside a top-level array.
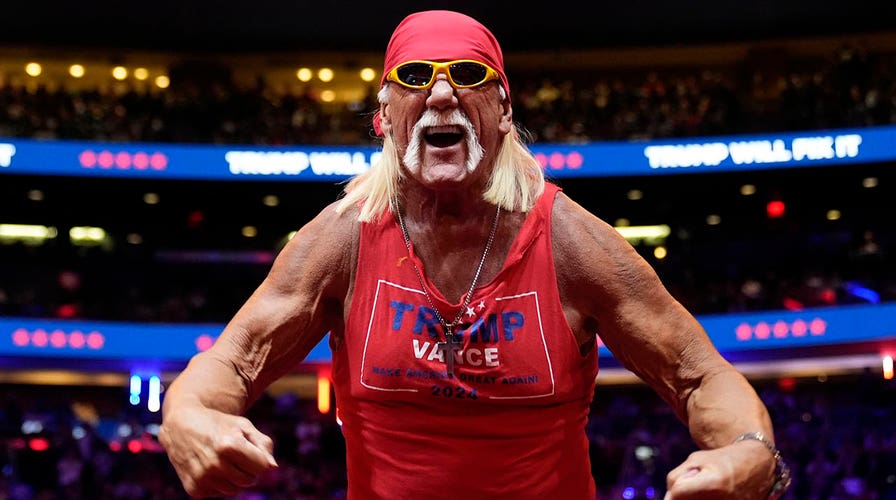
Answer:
[
  {"left": 162, "top": 200, "right": 357, "bottom": 424},
  {"left": 159, "top": 202, "right": 359, "bottom": 497},
  {"left": 553, "top": 192, "right": 776, "bottom": 492}
]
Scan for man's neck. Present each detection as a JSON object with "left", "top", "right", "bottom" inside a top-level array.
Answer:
[{"left": 400, "top": 184, "right": 493, "bottom": 228}]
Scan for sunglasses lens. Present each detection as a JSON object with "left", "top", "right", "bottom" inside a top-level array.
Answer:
[
  {"left": 396, "top": 63, "right": 434, "bottom": 87},
  {"left": 449, "top": 62, "right": 489, "bottom": 86}
]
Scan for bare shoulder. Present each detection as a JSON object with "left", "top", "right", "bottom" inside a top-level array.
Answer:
[
  {"left": 551, "top": 191, "right": 624, "bottom": 256},
  {"left": 297, "top": 200, "right": 360, "bottom": 251},
  {"left": 550, "top": 191, "right": 666, "bottom": 317},
  {"left": 266, "top": 200, "right": 360, "bottom": 300},
  {"left": 206, "top": 200, "right": 361, "bottom": 396},
  {"left": 551, "top": 192, "right": 641, "bottom": 281}
]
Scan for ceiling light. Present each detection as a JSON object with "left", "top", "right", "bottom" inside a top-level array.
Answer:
[
  {"left": 318, "top": 68, "right": 334, "bottom": 82},
  {"left": 25, "top": 62, "right": 42, "bottom": 77},
  {"left": 296, "top": 68, "right": 313, "bottom": 82},
  {"left": 111, "top": 66, "right": 128, "bottom": 80},
  {"left": 360, "top": 68, "right": 376, "bottom": 82},
  {"left": 69, "top": 64, "right": 85, "bottom": 78}
]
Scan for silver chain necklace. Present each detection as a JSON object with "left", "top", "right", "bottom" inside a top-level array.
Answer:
[{"left": 394, "top": 199, "right": 501, "bottom": 374}]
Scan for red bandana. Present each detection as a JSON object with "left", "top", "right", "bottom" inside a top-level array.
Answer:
[{"left": 373, "top": 10, "right": 509, "bottom": 136}]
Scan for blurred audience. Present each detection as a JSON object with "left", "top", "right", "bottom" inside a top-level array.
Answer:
[
  {"left": 1, "top": 373, "right": 894, "bottom": 499},
  {"left": 0, "top": 44, "right": 892, "bottom": 145},
  {"left": 1, "top": 224, "right": 892, "bottom": 322}
]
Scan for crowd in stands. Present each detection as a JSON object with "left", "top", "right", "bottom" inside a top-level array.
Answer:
[
  {"left": 0, "top": 221, "right": 891, "bottom": 323},
  {"left": 1, "top": 372, "right": 894, "bottom": 499},
  {"left": 0, "top": 44, "right": 892, "bottom": 146},
  {"left": 510, "top": 43, "right": 895, "bottom": 143},
  {"left": 656, "top": 226, "right": 894, "bottom": 315}
]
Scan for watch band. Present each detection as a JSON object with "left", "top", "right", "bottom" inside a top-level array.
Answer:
[{"left": 733, "top": 431, "right": 792, "bottom": 499}]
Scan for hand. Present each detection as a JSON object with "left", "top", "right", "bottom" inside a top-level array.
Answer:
[
  {"left": 665, "top": 440, "right": 775, "bottom": 499},
  {"left": 159, "top": 406, "right": 278, "bottom": 498}
]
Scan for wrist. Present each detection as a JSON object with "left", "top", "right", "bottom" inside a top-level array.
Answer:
[{"left": 732, "top": 431, "right": 792, "bottom": 499}]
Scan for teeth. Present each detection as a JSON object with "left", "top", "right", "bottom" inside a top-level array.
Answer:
[{"left": 425, "top": 125, "right": 463, "bottom": 134}]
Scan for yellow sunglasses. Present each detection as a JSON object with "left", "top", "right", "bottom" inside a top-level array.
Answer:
[{"left": 386, "top": 59, "right": 500, "bottom": 90}]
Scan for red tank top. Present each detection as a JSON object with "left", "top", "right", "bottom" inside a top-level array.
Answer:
[{"left": 334, "top": 183, "right": 599, "bottom": 499}]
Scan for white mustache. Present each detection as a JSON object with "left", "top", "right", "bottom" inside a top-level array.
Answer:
[
  {"left": 414, "top": 108, "right": 468, "bottom": 129},
  {"left": 403, "top": 109, "right": 484, "bottom": 173}
]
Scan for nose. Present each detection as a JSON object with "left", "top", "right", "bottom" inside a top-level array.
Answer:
[{"left": 425, "top": 74, "right": 458, "bottom": 111}]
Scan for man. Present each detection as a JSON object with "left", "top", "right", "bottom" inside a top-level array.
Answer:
[{"left": 159, "top": 10, "right": 790, "bottom": 500}]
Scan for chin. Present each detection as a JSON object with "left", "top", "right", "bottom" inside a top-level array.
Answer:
[{"left": 419, "top": 162, "right": 474, "bottom": 187}]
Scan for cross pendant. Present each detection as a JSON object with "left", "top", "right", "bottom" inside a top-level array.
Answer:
[{"left": 436, "top": 331, "right": 462, "bottom": 377}]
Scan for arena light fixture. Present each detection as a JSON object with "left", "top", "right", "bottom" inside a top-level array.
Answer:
[
  {"left": 69, "top": 64, "right": 85, "bottom": 78},
  {"left": 614, "top": 224, "right": 671, "bottom": 241},
  {"left": 360, "top": 67, "right": 377, "bottom": 82},
  {"left": 766, "top": 200, "right": 786, "bottom": 218},
  {"left": 28, "top": 438, "right": 50, "bottom": 452},
  {"left": 25, "top": 62, "right": 42, "bottom": 77},
  {"left": 69, "top": 226, "right": 107, "bottom": 244},
  {"left": 614, "top": 224, "right": 672, "bottom": 247},
  {"left": 133, "top": 67, "right": 149, "bottom": 80},
  {"left": 147, "top": 376, "right": 161, "bottom": 413},
  {"left": 844, "top": 281, "right": 880, "bottom": 304},
  {"left": 320, "top": 90, "right": 336, "bottom": 102},
  {"left": 296, "top": 68, "right": 313, "bottom": 82},
  {"left": 130, "top": 374, "right": 142, "bottom": 405},
  {"left": 111, "top": 66, "right": 128, "bottom": 80},
  {"left": 154, "top": 75, "right": 170, "bottom": 89},
  {"left": 317, "top": 68, "right": 334, "bottom": 82},
  {"left": 318, "top": 373, "right": 331, "bottom": 414},
  {"left": 0, "top": 224, "right": 57, "bottom": 242},
  {"left": 21, "top": 420, "right": 43, "bottom": 434}
]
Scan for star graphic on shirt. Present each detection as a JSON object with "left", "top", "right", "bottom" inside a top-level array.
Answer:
[
  {"left": 477, "top": 300, "right": 486, "bottom": 310},
  {"left": 466, "top": 306, "right": 476, "bottom": 318}
]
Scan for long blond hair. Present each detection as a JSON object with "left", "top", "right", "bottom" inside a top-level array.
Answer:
[{"left": 335, "top": 86, "right": 545, "bottom": 222}]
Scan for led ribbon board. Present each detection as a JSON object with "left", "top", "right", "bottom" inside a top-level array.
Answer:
[
  {"left": 0, "top": 125, "right": 893, "bottom": 181},
  {"left": 2, "top": 303, "right": 894, "bottom": 364}
]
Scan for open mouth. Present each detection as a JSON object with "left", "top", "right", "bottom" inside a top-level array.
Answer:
[{"left": 424, "top": 125, "right": 464, "bottom": 148}]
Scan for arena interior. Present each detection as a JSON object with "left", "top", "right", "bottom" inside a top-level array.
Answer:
[{"left": 0, "top": 2, "right": 895, "bottom": 499}]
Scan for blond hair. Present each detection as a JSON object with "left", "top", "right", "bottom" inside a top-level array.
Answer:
[{"left": 336, "top": 86, "right": 545, "bottom": 222}]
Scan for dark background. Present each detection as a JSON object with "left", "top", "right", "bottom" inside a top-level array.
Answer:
[{"left": 4, "top": 0, "right": 896, "bottom": 52}]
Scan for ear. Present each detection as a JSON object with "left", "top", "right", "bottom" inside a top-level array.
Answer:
[
  {"left": 378, "top": 102, "right": 392, "bottom": 135},
  {"left": 498, "top": 100, "right": 513, "bottom": 135}
]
